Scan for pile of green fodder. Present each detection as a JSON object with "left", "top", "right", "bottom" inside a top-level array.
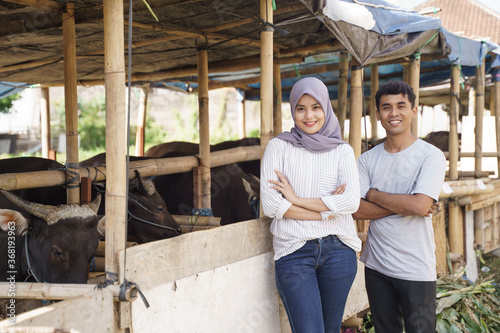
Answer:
[{"left": 436, "top": 267, "right": 500, "bottom": 333}]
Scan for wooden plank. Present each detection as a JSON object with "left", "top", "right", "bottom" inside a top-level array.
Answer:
[
  {"left": 0, "top": 290, "right": 114, "bottom": 332},
  {"left": 465, "top": 210, "right": 479, "bottom": 282},
  {"left": 172, "top": 215, "right": 221, "bottom": 226},
  {"left": 2, "top": 0, "right": 62, "bottom": 11},
  {"left": 119, "top": 217, "right": 273, "bottom": 290}
]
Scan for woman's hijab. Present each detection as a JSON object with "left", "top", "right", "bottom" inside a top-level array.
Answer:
[{"left": 277, "top": 77, "right": 345, "bottom": 153}]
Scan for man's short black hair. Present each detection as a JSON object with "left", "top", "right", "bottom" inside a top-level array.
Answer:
[{"left": 375, "top": 81, "right": 416, "bottom": 109}]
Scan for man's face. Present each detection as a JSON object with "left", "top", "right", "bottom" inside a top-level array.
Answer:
[{"left": 376, "top": 93, "right": 417, "bottom": 136}]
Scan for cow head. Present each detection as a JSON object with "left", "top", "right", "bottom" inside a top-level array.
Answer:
[
  {"left": 127, "top": 170, "right": 182, "bottom": 243},
  {"left": 242, "top": 175, "right": 260, "bottom": 219},
  {"left": 0, "top": 189, "right": 102, "bottom": 284}
]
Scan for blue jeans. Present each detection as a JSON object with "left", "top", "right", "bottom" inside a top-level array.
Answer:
[{"left": 275, "top": 235, "right": 358, "bottom": 333}]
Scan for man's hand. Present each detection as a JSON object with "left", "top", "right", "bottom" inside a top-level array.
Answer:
[{"left": 425, "top": 201, "right": 441, "bottom": 217}]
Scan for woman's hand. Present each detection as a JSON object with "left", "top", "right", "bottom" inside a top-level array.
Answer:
[
  {"left": 333, "top": 183, "right": 346, "bottom": 195},
  {"left": 268, "top": 170, "right": 300, "bottom": 205}
]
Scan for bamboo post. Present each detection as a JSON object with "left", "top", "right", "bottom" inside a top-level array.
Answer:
[
  {"left": 259, "top": 0, "right": 273, "bottom": 235},
  {"left": 62, "top": 3, "right": 79, "bottom": 204},
  {"left": 349, "top": 60, "right": 363, "bottom": 159},
  {"left": 475, "top": 61, "right": 485, "bottom": 175},
  {"left": 197, "top": 41, "right": 211, "bottom": 209},
  {"left": 449, "top": 65, "right": 460, "bottom": 181},
  {"left": 494, "top": 74, "right": 500, "bottom": 177},
  {"left": 40, "top": 87, "right": 51, "bottom": 159},
  {"left": 104, "top": 0, "right": 127, "bottom": 287},
  {"left": 338, "top": 51, "right": 349, "bottom": 140},
  {"left": 260, "top": 0, "right": 273, "bottom": 155},
  {"left": 135, "top": 85, "right": 149, "bottom": 157},
  {"left": 273, "top": 62, "right": 282, "bottom": 136},
  {"left": 448, "top": 65, "right": 462, "bottom": 271},
  {"left": 409, "top": 55, "right": 420, "bottom": 136},
  {"left": 239, "top": 93, "right": 246, "bottom": 139},
  {"left": 370, "top": 64, "right": 379, "bottom": 140}
]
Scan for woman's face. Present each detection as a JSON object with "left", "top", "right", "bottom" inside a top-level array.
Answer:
[{"left": 294, "top": 94, "right": 325, "bottom": 135}]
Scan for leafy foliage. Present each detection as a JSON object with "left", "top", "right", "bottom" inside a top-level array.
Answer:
[{"left": 0, "top": 93, "right": 21, "bottom": 114}]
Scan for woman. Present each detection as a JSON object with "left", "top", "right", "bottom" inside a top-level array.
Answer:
[{"left": 260, "top": 77, "right": 361, "bottom": 333}]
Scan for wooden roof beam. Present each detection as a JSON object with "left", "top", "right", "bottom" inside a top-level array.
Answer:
[{"left": 2, "top": 0, "right": 63, "bottom": 11}]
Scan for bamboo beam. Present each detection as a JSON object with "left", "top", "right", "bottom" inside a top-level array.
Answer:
[
  {"left": 338, "top": 51, "right": 349, "bottom": 140},
  {"left": 0, "top": 146, "right": 261, "bottom": 191},
  {"left": 349, "top": 61, "right": 363, "bottom": 159},
  {"left": 475, "top": 61, "right": 485, "bottom": 176},
  {"left": 104, "top": 0, "right": 127, "bottom": 287},
  {"left": 62, "top": 3, "right": 80, "bottom": 204},
  {"left": 273, "top": 62, "right": 282, "bottom": 136},
  {"left": 197, "top": 41, "right": 211, "bottom": 210},
  {"left": 134, "top": 85, "right": 149, "bottom": 156},
  {"left": 40, "top": 87, "right": 51, "bottom": 159},
  {"left": 0, "top": 282, "right": 136, "bottom": 301},
  {"left": 409, "top": 55, "right": 420, "bottom": 136},
  {"left": 2, "top": 0, "right": 63, "bottom": 11},
  {"left": 370, "top": 64, "right": 379, "bottom": 140}
]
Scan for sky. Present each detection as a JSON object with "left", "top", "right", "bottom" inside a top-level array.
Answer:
[{"left": 389, "top": 0, "right": 500, "bottom": 13}]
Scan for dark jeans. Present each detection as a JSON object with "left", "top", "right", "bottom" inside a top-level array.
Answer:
[
  {"left": 365, "top": 267, "right": 436, "bottom": 333},
  {"left": 275, "top": 235, "right": 358, "bottom": 333}
]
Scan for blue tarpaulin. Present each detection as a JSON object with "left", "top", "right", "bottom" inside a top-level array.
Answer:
[{"left": 0, "top": 81, "right": 29, "bottom": 99}]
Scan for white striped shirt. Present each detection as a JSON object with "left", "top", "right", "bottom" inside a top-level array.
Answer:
[{"left": 260, "top": 138, "right": 362, "bottom": 260}]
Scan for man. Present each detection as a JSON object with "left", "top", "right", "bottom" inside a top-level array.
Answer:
[{"left": 353, "top": 81, "right": 446, "bottom": 333}]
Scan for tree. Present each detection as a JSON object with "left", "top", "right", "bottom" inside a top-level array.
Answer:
[{"left": 0, "top": 93, "right": 21, "bottom": 114}]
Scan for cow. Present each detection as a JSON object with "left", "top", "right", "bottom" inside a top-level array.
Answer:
[
  {"left": 151, "top": 153, "right": 260, "bottom": 225},
  {"left": 79, "top": 155, "right": 182, "bottom": 243},
  {"left": 422, "top": 131, "right": 461, "bottom": 152},
  {"left": 145, "top": 137, "right": 261, "bottom": 178},
  {"left": 0, "top": 188, "right": 102, "bottom": 283}
]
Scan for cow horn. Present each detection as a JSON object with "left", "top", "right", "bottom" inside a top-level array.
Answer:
[
  {"left": 135, "top": 170, "right": 155, "bottom": 196},
  {"left": 0, "top": 188, "right": 56, "bottom": 223},
  {"left": 88, "top": 193, "right": 102, "bottom": 213}
]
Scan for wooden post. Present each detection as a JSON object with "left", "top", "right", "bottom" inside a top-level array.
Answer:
[
  {"left": 239, "top": 93, "right": 246, "bottom": 139},
  {"left": 135, "top": 85, "right": 149, "bottom": 157},
  {"left": 475, "top": 61, "right": 485, "bottom": 176},
  {"left": 349, "top": 60, "right": 363, "bottom": 159},
  {"left": 494, "top": 74, "right": 500, "bottom": 177},
  {"left": 338, "top": 51, "right": 349, "bottom": 140},
  {"left": 40, "top": 87, "right": 51, "bottom": 159},
  {"left": 448, "top": 65, "right": 462, "bottom": 272},
  {"left": 62, "top": 3, "right": 79, "bottom": 204},
  {"left": 370, "top": 64, "right": 379, "bottom": 140},
  {"left": 197, "top": 41, "right": 211, "bottom": 209},
  {"left": 104, "top": 0, "right": 127, "bottom": 285},
  {"left": 273, "top": 62, "right": 282, "bottom": 136},
  {"left": 80, "top": 177, "right": 92, "bottom": 205},
  {"left": 409, "top": 55, "right": 420, "bottom": 137}
]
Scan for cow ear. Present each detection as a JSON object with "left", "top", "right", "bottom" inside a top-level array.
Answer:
[
  {"left": 97, "top": 216, "right": 106, "bottom": 238},
  {"left": 0, "top": 209, "right": 29, "bottom": 236}
]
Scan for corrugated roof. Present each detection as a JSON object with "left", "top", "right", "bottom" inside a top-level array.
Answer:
[{"left": 417, "top": 0, "right": 500, "bottom": 44}]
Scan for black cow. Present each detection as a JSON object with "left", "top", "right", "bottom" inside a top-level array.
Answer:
[
  {"left": 422, "top": 131, "right": 461, "bottom": 152},
  {"left": 0, "top": 189, "right": 101, "bottom": 283},
  {"left": 151, "top": 153, "right": 260, "bottom": 225},
  {"left": 80, "top": 155, "right": 182, "bottom": 243}
]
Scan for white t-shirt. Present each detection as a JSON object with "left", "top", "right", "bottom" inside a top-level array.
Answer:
[
  {"left": 260, "top": 138, "right": 362, "bottom": 260},
  {"left": 358, "top": 139, "right": 446, "bottom": 281}
]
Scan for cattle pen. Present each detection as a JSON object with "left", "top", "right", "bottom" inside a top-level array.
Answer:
[{"left": 0, "top": 0, "right": 500, "bottom": 332}]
